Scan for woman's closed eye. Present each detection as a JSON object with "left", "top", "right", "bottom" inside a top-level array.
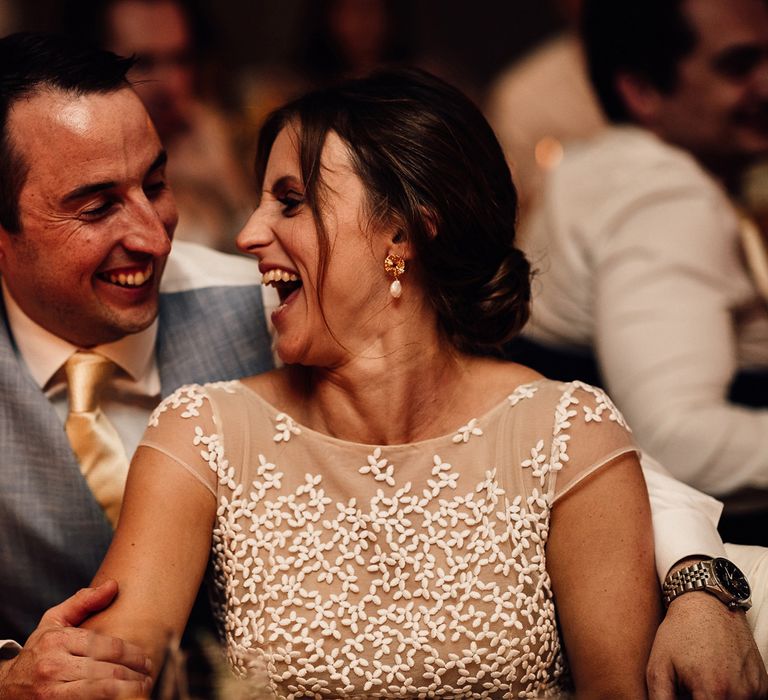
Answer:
[{"left": 279, "top": 190, "right": 305, "bottom": 216}]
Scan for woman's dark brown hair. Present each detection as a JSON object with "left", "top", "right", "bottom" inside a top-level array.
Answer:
[{"left": 255, "top": 67, "right": 530, "bottom": 355}]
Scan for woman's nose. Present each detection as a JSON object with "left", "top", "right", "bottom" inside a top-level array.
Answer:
[{"left": 236, "top": 206, "right": 274, "bottom": 256}]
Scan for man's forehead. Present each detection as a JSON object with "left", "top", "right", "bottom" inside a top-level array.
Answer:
[
  {"left": 9, "top": 87, "right": 160, "bottom": 194},
  {"left": 684, "top": 0, "right": 768, "bottom": 56},
  {"left": 9, "top": 86, "right": 141, "bottom": 133}
]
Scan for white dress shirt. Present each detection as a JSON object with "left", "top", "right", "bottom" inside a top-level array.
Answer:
[{"left": 523, "top": 126, "right": 768, "bottom": 496}]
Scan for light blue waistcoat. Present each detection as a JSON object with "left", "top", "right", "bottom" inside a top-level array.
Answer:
[{"left": 0, "top": 284, "right": 274, "bottom": 641}]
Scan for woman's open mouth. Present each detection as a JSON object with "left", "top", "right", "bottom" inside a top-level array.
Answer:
[{"left": 262, "top": 267, "right": 303, "bottom": 305}]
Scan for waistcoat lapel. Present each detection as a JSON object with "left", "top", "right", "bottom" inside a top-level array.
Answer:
[{"left": 0, "top": 300, "right": 112, "bottom": 641}]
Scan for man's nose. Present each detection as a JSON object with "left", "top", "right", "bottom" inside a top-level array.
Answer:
[
  {"left": 121, "top": 197, "right": 174, "bottom": 256},
  {"left": 752, "top": 54, "right": 768, "bottom": 98}
]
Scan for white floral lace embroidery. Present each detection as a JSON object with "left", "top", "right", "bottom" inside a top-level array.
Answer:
[
  {"left": 359, "top": 448, "right": 395, "bottom": 487},
  {"left": 145, "top": 380, "right": 634, "bottom": 699},
  {"left": 273, "top": 413, "right": 302, "bottom": 443},
  {"left": 452, "top": 418, "right": 483, "bottom": 444}
]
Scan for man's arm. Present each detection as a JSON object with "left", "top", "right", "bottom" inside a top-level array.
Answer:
[
  {"left": 0, "top": 580, "right": 151, "bottom": 700},
  {"left": 641, "top": 454, "right": 725, "bottom": 578},
  {"left": 641, "top": 456, "right": 767, "bottom": 697},
  {"left": 595, "top": 189, "right": 768, "bottom": 494},
  {"left": 647, "top": 558, "right": 767, "bottom": 700}
]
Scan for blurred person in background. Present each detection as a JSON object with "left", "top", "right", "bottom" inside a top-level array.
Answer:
[
  {"left": 298, "top": 0, "right": 416, "bottom": 86},
  {"left": 63, "top": 0, "right": 254, "bottom": 252},
  {"left": 517, "top": 0, "right": 768, "bottom": 546},
  {"left": 485, "top": 0, "right": 605, "bottom": 226},
  {"left": 0, "top": 0, "right": 17, "bottom": 35}
]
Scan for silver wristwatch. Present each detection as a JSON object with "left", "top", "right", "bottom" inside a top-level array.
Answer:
[{"left": 662, "top": 557, "right": 752, "bottom": 611}]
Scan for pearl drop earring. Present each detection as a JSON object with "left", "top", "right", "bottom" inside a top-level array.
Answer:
[{"left": 384, "top": 253, "right": 405, "bottom": 299}]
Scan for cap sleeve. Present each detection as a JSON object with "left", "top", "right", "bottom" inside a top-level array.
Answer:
[
  {"left": 138, "top": 383, "right": 221, "bottom": 497},
  {"left": 552, "top": 382, "right": 640, "bottom": 503}
]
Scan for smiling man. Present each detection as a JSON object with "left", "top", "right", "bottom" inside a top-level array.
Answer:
[
  {"left": 0, "top": 32, "right": 275, "bottom": 698},
  {"left": 1, "top": 88, "right": 174, "bottom": 347}
]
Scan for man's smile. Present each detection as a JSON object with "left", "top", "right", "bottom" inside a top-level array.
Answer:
[{"left": 97, "top": 261, "right": 154, "bottom": 288}]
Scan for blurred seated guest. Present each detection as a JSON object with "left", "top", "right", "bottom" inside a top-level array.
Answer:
[
  {"left": 519, "top": 0, "right": 768, "bottom": 543},
  {"left": 63, "top": 0, "right": 254, "bottom": 252},
  {"left": 298, "top": 0, "right": 416, "bottom": 86},
  {"left": 85, "top": 68, "right": 665, "bottom": 698},
  {"left": 485, "top": 0, "right": 605, "bottom": 224},
  {"left": 0, "top": 0, "right": 17, "bottom": 35}
]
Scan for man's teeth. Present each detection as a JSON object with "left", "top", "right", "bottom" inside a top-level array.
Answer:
[
  {"left": 262, "top": 269, "right": 300, "bottom": 286},
  {"left": 107, "top": 263, "right": 152, "bottom": 287}
]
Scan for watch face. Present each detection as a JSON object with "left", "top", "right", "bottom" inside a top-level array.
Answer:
[{"left": 713, "top": 558, "right": 751, "bottom": 600}]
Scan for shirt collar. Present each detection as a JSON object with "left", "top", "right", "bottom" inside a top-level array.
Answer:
[{"left": 2, "top": 280, "right": 160, "bottom": 393}]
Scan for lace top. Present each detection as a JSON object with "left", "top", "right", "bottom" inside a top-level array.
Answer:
[{"left": 141, "top": 378, "right": 637, "bottom": 699}]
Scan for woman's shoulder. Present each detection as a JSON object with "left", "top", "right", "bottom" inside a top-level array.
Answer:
[
  {"left": 469, "top": 357, "right": 593, "bottom": 404},
  {"left": 474, "top": 359, "right": 629, "bottom": 423},
  {"left": 148, "top": 379, "right": 257, "bottom": 427},
  {"left": 237, "top": 367, "right": 298, "bottom": 409}
]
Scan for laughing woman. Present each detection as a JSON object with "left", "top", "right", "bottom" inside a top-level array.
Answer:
[{"left": 85, "top": 69, "right": 660, "bottom": 698}]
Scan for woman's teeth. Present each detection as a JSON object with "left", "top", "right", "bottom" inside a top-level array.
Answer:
[
  {"left": 106, "top": 262, "right": 153, "bottom": 287},
  {"left": 262, "top": 269, "right": 300, "bottom": 286}
]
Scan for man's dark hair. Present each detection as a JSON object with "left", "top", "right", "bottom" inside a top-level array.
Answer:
[
  {"left": 0, "top": 32, "right": 134, "bottom": 232},
  {"left": 581, "top": 0, "right": 697, "bottom": 122}
]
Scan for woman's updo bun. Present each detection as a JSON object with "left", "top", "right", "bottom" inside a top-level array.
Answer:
[
  {"left": 434, "top": 246, "right": 532, "bottom": 355},
  {"left": 255, "top": 68, "right": 531, "bottom": 355}
]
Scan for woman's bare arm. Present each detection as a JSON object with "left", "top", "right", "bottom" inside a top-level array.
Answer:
[
  {"left": 547, "top": 453, "right": 661, "bottom": 699},
  {"left": 82, "top": 446, "right": 216, "bottom": 677}
]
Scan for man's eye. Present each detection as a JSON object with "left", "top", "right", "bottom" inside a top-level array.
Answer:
[
  {"left": 145, "top": 180, "right": 168, "bottom": 198},
  {"left": 80, "top": 201, "right": 115, "bottom": 219},
  {"left": 715, "top": 47, "right": 762, "bottom": 80}
]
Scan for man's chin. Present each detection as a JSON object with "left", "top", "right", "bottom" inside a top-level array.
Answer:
[{"left": 93, "top": 306, "right": 160, "bottom": 345}]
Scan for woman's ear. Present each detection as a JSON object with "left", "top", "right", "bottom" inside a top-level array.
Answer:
[
  {"left": 420, "top": 207, "right": 438, "bottom": 240},
  {"left": 389, "top": 228, "right": 415, "bottom": 263}
]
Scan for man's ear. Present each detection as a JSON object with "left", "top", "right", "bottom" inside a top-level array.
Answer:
[
  {"left": 615, "top": 72, "right": 664, "bottom": 127},
  {"left": 0, "top": 225, "right": 9, "bottom": 267}
]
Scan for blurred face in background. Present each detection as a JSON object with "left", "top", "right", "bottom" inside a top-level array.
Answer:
[
  {"left": 327, "top": 0, "right": 390, "bottom": 75},
  {"left": 649, "top": 0, "right": 768, "bottom": 166},
  {"left": 105, "top": 0, "right": 196, "bottom": 141}
]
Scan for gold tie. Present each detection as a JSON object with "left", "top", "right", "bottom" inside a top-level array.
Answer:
[
  {"left": 64, "top": 352, "right": 129, "bottom": 528},
  {"left": 739, "top": 214, "right": 768, "bottom": 303}
]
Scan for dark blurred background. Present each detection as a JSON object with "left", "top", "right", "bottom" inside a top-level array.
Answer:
[
  {"left": 2, "top": 0, "right": 566, "bottom": 99},
  {"left": 0, "top": 0, "right": 571, "bottom": 251}
]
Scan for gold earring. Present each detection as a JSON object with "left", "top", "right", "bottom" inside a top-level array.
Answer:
[{"left": 384, "top": 253, "right": 405, "bottom": 299}]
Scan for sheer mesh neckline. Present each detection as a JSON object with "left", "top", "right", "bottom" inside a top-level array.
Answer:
[{"left": 233, "top": 378, "right": 547, "bottom": 451}]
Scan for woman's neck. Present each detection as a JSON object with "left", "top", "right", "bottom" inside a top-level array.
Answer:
[{"left": 285, "top": 336, "right": 475, "bottom": 445}]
